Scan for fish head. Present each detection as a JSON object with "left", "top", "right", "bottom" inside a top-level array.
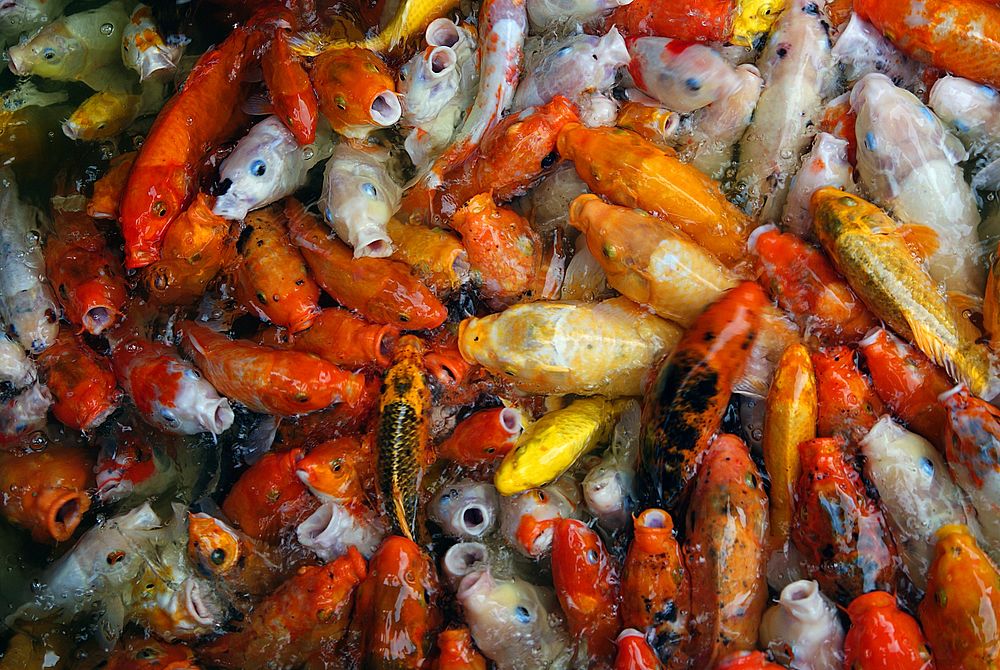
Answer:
[
  {"left": 321, "top": 142, "right": 401, "bottom": 256},
  {"left": 399, "top": 45, "right": 460, "bottom": 125},
  {"left": 105, "top": 634, "right": 199, "bottom": 670},
  {"left": 152, "top": 360, "right": 234, "bottom": 435},
  {"left": 95, "top": 436, "right": 162, "bottom": 504},
  {"left": 8, "top": 22, "right": 84, "bottom": 80},
  {"left": 500, "top": 487, "right": 575, "bottom": 558},
  {"left": 366, "top": 536, "right": 442, "bottom": 649},
  {"left": 213, "top": 116, "right": 296, "bottom": 221},
  {"left": 186, "top": 513, "right": 241, "bottom": 577},
  {"left": 456, "top": 569, "right": 566, "bottom": 666},
  {"left": 62, "top": 91, "right": 137, "bottom": 141},
  {"left": 133, "top": 573, "right": 223, "bottom": 640},
  {"left": 429, "top": 481, "right": 499, "bottom": 539},
  {"left": 294, "top": 437, "right": 365, "bottom": 503},
  {"left": 550, "top": 519, "right": 610, "bottom": 606}
]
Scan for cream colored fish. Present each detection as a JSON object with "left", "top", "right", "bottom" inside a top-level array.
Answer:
[
  {"left": 812, "top": 187, "right": 996, "bottom": 398},
  {"left": 495, "top": 396, "right": 629, "bottom": 496},
  {"left": 458, "top": 296, "right": 682, "bottom": 397},
  {"left": 292, "top": 0, "right": 461, "bottom": 56}
]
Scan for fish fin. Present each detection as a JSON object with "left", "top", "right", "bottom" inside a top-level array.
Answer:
[
  {"left": 98, "top": 598, "right": 126, "bottom": 650},
  {"left": 392, "top": 491, "right": 414, "bottom": 541},
  {"left": 908, "top": 316, "right": 964, "bottom": 384},
  {"left": 288, "top": 30, "right": 353, "bottom": 57},
  {"left": 973, "top": 157, "right": 1000, "bottom": 194},
  {"left": 242, "top": 92, "right": 272, "bottom": 116},
  {"left": 897, "top": 223, "right": 940, "bottom": 262}
]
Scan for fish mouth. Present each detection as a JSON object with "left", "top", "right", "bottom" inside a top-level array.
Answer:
[
  {"left": 82, "top": 306, "right": 118, "bottom": 335},
  {"left": 61, "top": 119, "right": 82, "bottom": 141},
  {"left": 184, "top": 579, "right": 216, "bottom": 625},
  {"left": 7, "top": 47, "right": 23, "bottom": 76},
  {"left": 499, "top": 408, "right": 522, "bottom": 435},
  {"left": 43, "top": 489, "right": 91, "bottom": 542},
  {"left": 369, "top": 91, "right": 401, "bottom": 127},
  {"left": 211, "top": 193, "right": 250, "bottom": 221},
  {"left": 426, "top": 46, "right": 457, "bottom": 78},
  {"left": 456, "top": 568, "right": 494, "bottom": 600},
  {"left": 425, "top": 18, "right": 460, "bottom": 48},
  {"left": 443, "top": 542, "right": 488, "bottom": 585},
  {"left": 198, "top": 399, "right": 235, "bottom": 435}
]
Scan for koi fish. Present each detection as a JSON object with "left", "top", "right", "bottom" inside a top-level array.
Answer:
[
  {"left": 376, "top": 335, "right": 431, "bottom": 541},
  {"left": 499, "top": 478, "right": 581, "bottom": 558},
  {"left": 0, "top": 382, "right": 51, "bottom": 442},
  {"left": 386, "top": 217, "right": 470, "bottom": 295},
  {"left": 609, "top": 0, "right": 736, "bottom": 42},
  {"left": 121, "top": 4, "right": 184, "bottom": 82},
  {"left": 37, "top": 327, "right": 120, "bottom": 431},
  {"left": 0, "top": 444, "right": 92, "bottom": 543},
  {"left": 62, "top": 83, "right": 167, "bottom": 142},
  {"left": 433, "top": 628, "right": 488, "bottom": 670},
  {"left": 262, "top": 307, "right": 396, "bottom": 369},
  {"left": 88, "top": 151, "right": 135, "bottom": 220},
  {"left": 582, "top": 400, "right": 640, "bottom": 530},
  {"left": 781, "top": 132, "right": 856, "bottom": 237},
  {"left": 437, "top": 407, "right": 523, "bottom": 465},
  {"left": 627, "top": 37, "right": 743, "bottom": 113},
  {"left": 812, "top": 346, "right": 885, "bottom": 445},
  {"left": 311, "top": 47, "right": 401, "bottom": 139},
  {"left": 759, "top": 580, "right": 844, "bottom": 670},
  {"left": 844, "top": 591, "right": 935, "bottom": 670},
  {"left": 262, "top": 29, "right": 319, "bottom": 146},
  {"left": 429, "top": 480, "right": 499, "bottom": 540},
  {"left": 831, "top": 13, "right": 924, "bottom": 92},
  {"left": 639, "top": 282, "right": 765, "bottom": 510}
]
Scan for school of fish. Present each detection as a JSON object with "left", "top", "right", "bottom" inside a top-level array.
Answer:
[{"left": 3, "top": 0, "right": 1000, "bottom": 666}]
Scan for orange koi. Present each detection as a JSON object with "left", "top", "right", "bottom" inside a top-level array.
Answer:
[
  {"left": 285, "top": 199, "right": 447, "bottom": 330},
  {"left": 104, "top": 636, "right": 200, "bottom": 670},
  {"left": 143, "top": 193, "right": 237, "bottom": 307},
  {"left": 119, "top": 26, "right": 261, "bottom": 268},
  {"left": 620, "top": 508, "right": 689, "bottom": 658},
  {"left": 614, "top": 629, "right": 664, "bottom": 670},
  {"left": 551, "top": 518, "right": 622, "bottom": 663},
  {"left": 791, "top": 437, "right": 899, "bottom": 603},
  {"left": 295, "top": 435, "right": 372, "bottom": 505},
  {"left": 262, "top": 29, "right": 319, "bottom": 146},
  {"left": 311, "top": 47, "right": 400, "bottom": 138},
  {"left": 222, "top": 448, "right": 319, "bottom": 544},
  {"left": 348, "top": 535, "right": 443, "bottom": 669},
  {"left": 812, "top": 346, "right": 885, "bottom": 446},
  {"left": 556, "top": 124, "right": 750, "bottom": 268},
  {"left": 87, "top": 152, "right": 136, "bottom": 220},
  {"left": 819, "top": 95, "right": 857, "bottom": 166},
  {"left": 438, "top": 407, "right": 524, "bottom": 465},
  {"left": 432, "top": 628, "right": 488, "bottom": 670},
  {"left": 179, "top": 321, "right": 364, "bottom": 416},
  {"left": 44, "top": 211, "right": 126, "bottom": 335},
  {"left": 844, "top": 591, "right": 936, "bottom": 670},
  {"left": 449, "top": 194, "right": 542, "bottom": 306},
  {"left": 200, "top": 548, "right": 367, "bottom": 669},
  {"left": 260, "top": 307, "right": 397, "bottom": 369},
  {"left": 918, "top": 524, "right": 1000, "bottom": 669},
  {"left": 0, "top": 444, "right": 93, "bottom": 543},
  {"left": 639, "top": 282, "right": 765, "bottom": 510},
  {"left": 235, "top": 205, "right": 321, "bottom": 333},
  {"left": 855, "top": 0, "right": 1000, "bottom": 88},
  {"left": 37, "top": 327, "right": 120, "bottom": 431},
  {"left": 751, "top": 226, "right": 877, "bottom": 344},
  {"left": 609, "top": 0, "right": 735, "bottom": 42},
  {"left": 187, "top": 513, "right": 289, "bottom": 597},
  {"left": 683, "top": 434, "right": 768, "bottom": 667},
  {"left": 860, "top": 328, "right": 951, "bottom": 451}
]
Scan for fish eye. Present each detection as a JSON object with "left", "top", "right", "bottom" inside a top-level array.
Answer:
[
  {"left": 324, "top": 207, "right": 333, "bottom": 221},
  {"left": 160, "top": 409, "right": 178, "bottom": 426},
  {"left": 106, "top": 550, "right": 126, "bottom": 565},
  {"left": 586, "top": 549, "right": 598, "bottom": 564},
  {"left": 249, "top": 159, "right": 266, "bottom": 177},
  {"left": 330, "top": 458, "right": 343, "bottom": 472},
  {"left": 210, "top": 548, "right": 227, "bottom": 565},
  {"left": 152, "top": 200, "right": 168, "bottom": 217},
  {"left": 514, "top": 605, "right": 533, "bottom": 623},
  {"left": 136, "top": 647, "right": 160, "bottom": 660},
  {"left": 42, "top": 48, "right": 55, "bottom": 60},
  {"left": 920, "top": 457, "right": 935, "bottom": 478},
  {"left": 361, "top": 182, "right": 377, "bottom": 198},
  {"left": 540, "top": 152, "right": 558, "bottom": 169}
]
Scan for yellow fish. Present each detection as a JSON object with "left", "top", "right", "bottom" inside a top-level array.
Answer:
[
  {"left": 291, "top": 0, "right": 460, "bottom": 57},
  {"left": 731, "top": 0, "right": 787, "bottom": 47},
  {"left": 495, "top": 397, "right": 628, "bottom": 496},
  {"left": 812, "top": 187, "right": 995, "bottom": 397}
]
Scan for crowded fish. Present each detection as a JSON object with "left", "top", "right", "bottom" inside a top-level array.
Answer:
[{"left": 5, "top": 0, "right": 1000, "bottom": 667}]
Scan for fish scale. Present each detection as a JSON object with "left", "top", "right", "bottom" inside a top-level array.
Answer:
[{"left": 377, "top": 335, "right": 431, "bottom": 541}]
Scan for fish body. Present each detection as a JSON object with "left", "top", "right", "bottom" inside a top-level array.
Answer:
[
  {"left": 262, "top": 29, "right": 319, "bottom": 146},
  {"left": 763, "top": 343, "right": 816, "bottom": 549},
  {"left": 111, "top": 336, "right": 235, "bottom": 435},
  {"left": 551, "top": 519, "right": 621, "bottom": 663},
  {"left": 558, "top": 124, "right": 751, "bottom": 267},
  {"left": 62, "top": 85, "right": 162, "bottom": 142},
  {"left": 6, "top": 0, "right": 131, "bottom": 90},
  {"left": 609, "top": 0, "right": 735, "bottom": 42},
  {"left": 320, "top": 140, "right": 401, "bottom": 258},
  {"left": 377, "top": 335, "right": 430, "bottom": 541},
  {"left": 855, "top": 0, "right": 1000, "bottom": 89},
  {"left": 791, "top": 437, "right": 899, "bottom": 604},
  {"left": 234, "top": 204, "right": 321, "bottom": 333},
  {"left": 781, "top": 133, "right": 855, "bottom": 237},
  {"left": 861, "top": 415, "right": 980, "bottom": 591},
  {"left": 286, "top": 199, "right": 447, "bottom": 330},
  {"left": 0, "top": 0, "right": 71, "bottom": 48},
  {"left": 144, "top": 193, "right": 236, "bottom": 306},
  {"left": 456, "top": 568, "right": 569, "bottom": 670},
  {"left": 851, "top": 72, "right": 984, "bottom": 296},
  {"left": 496, "top": 396, "right": 626, "bottom": 496},
  {"left": 929, "top": 75, "right": 1000, "bottom": 162},
  {"left": 37, "top": 327, "right": 120, "bottom": 431},
  {"left": 214, "top": 115, "right": 334, "bottom": 222},
  {"left": 43, "top": 211, "right": 126, "bottom": 335},
  {"left": 918, "top": 524, "right": 1000, "bottom": 669},
  {"left": 180, "top": 321, "right": 364, "bottom": 416},
  {"left": 570, "top": 194, "right": 738, "bottom": 327},
  {"left": 843, "top": 591, "right": 935, "bottom": 670},
  {"left": 515, "top": 29, "right": 628, "bottom": 112},
  {"left": 0, "top": 170, "right": 59, "bottom": 353},
  {"left": 683, "top": 434, "right": 769, "bottom": 667},
  {"left": 349, "top": 536, "right": 442, "bottom": 669},
  {"left": 812, "top": 346, "right": 884, "bottom": 445},
  {"left": 859, "top": 328, "right": 951, "bottom": 451},
  {"left": 119, "top": 25, "right": 260, "bottom": 268},
  {"left": 639, "top": 282, "right": 765, "bottom": 510},
  {"left": 311, "top": 47, "right": 401, "bottom": 139},
  {"left": 734, "top": 0, "right": 835, "bottom": 222},
  {"left": 222, "top": 448, "right": 318, "bottom": 543},
  {"left": 831, "top": 13, "right": 924, "bottom": 91},
  {"left": 0, "top": 445, "right": 92, "bottom": 543},
  {"left": 121, "top": 3, "right": 184, "bottom": 82},
  {"left": 386, "top": 218, "right": 470, "bottom": 295},
  {"left": 751, "top": 226, "right": 877, "bottom": 345},
  {"left": 811, "top": 187, "right": 994, "bottom": 398},
  {"left": 758, "top": 579, "right": 844, "bottom": 670},
  {"left": 626, "top": 37, "right": 743, "bottom": 113},
  {"left": 200, "top": 548, "right": 366, "bottom": 669},
  {"left": 264, "top": 307, "right": 396, "bottom": 369},
  {"left": 88, "top": 151, "right": 135, "bottom": 220}
]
